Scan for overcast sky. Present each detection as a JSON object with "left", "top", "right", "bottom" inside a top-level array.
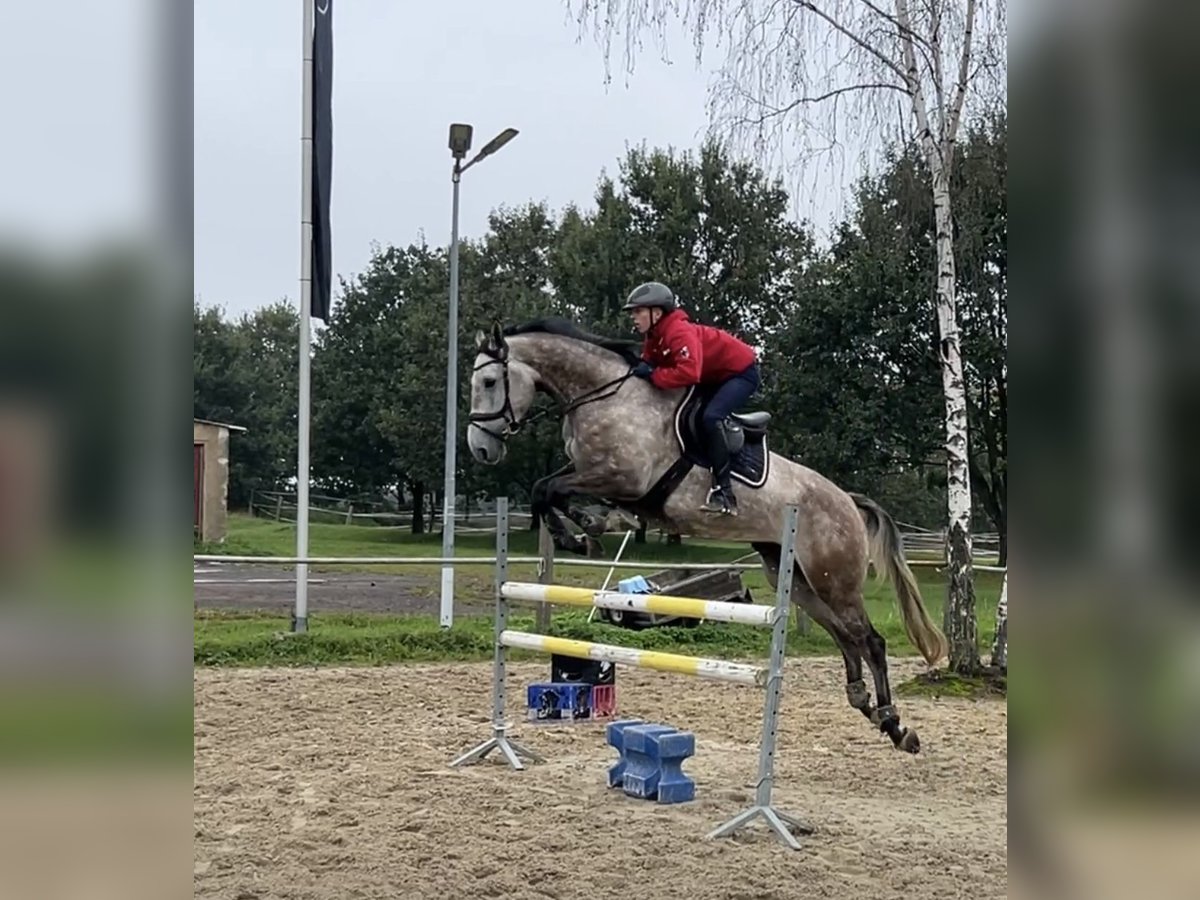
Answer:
[{"left": 195, "top": 1, "right": 720, "bottom": 317}]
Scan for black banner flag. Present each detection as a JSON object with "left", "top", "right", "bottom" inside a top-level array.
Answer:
[{"left": 311, "top": 1, "right": 333, "bottom": 321}]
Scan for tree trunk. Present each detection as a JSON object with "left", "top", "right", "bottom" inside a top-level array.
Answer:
[
  {"left": 410, "top": 481, "right": 425, "bottom": 535},
  {"left": 990, "top": 571, "right": 1007, "bottom": 671},
  {"left": 894, "top": 0, "right": 979, "bottom": 673},
  {"left": 968, "top": 454, "right": 1006, "bottom": 565},
  {"left": 998, "top": 528, "right": 1007, "bottom": 568},
  {"left": 635, "top": 522, "right": 647, "bottom": 544},
  {"left": 931, "top": 165, "right": 980, "bottom": 674},
  {"left": 667, "top": 533, "right": 681, "bottom": 546}
]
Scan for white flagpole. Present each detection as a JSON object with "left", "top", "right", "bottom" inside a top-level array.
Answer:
[{"left": 294, "top": 0, "right": 314, "bottom": 634}]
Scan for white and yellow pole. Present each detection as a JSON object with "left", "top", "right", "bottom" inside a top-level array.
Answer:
[
  {"left": 502, "top": 582, "right": 776, "bottom": 627},
  {"left": 498, "top": 630, "right": 766, "bottom": 687}
]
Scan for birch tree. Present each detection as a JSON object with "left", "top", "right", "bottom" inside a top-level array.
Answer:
[
  {"left": 568, "top": 0, "right": 1005, "bottom": 674},
  {"left": 990, "top": 570, "right": 1007, "bottom": 670}
]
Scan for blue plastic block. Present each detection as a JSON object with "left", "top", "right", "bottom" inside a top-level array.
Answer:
[
  {"left": 654, "top": 776, "right": 696, "bottom": 804},
  {"left": 620, "top": 724, "right": 678, "bottom": 798},
  {"left": 650, "top": 730, "right": 696, "bottom": 804},
  {"left": 605, "top": 718, "right": 646, "bottom": 787},
  {"left": 526, "top": 682, "right": 592, "bottom": 722},
  {"left": 621, "top": 724, "right": 696, "bottom": 804}
]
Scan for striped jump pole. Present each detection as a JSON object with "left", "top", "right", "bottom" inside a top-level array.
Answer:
[
  {"left": 450, "top": 498, "right": 812, "bottom": 850},
  {"left": 498, "top": 631, "right": 766, "bottom": 686},
  {"left": 500, "top": 582, "right": 778, "bottom": 627}
]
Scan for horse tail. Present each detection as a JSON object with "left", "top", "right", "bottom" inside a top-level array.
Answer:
[{"left": 849, "top": 493, "right": 948, "bottom": 666}]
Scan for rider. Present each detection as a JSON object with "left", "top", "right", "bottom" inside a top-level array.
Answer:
[{"left": 622, "top": 281, "right": 760, "bottom": 516}]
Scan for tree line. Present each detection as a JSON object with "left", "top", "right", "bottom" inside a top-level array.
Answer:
[{"left": 194, "top": 117, "right": 1005, "bottom": 561}]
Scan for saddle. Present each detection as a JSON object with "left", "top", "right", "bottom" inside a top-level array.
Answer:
[
  {"left": 673, "top": 385, "right": 771, "bottom": 486},
  {"left": 631, "top": 385, "right": 772, "bottom": 518}
]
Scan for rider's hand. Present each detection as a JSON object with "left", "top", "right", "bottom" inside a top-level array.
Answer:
[{"left": 632, "top": 361, "right": 655, "bottom": 380}]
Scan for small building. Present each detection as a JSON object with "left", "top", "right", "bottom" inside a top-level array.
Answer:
[
  {"left": 194, "top": 418, "right": 246, "bottom": 543},
  {"left": 0, "top": 405, "right": 53, "bottom": 569}
]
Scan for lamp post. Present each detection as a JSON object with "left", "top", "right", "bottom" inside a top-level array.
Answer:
[{"left": 440, "top": 124, "right": 519, "bottom": 628}]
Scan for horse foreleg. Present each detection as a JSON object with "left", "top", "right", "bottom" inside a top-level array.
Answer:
[
  {"left": 563, "top": 503, "right": 608, "bottom": 538},
  {"left": 539, "top": 464, "right": 609, "bottom": 538},
  {"left": 542, "top": 470, "right": 628, "bottom": 558},
  {"left": 531, "top": 464, "right": 591, "bottom": 556}
]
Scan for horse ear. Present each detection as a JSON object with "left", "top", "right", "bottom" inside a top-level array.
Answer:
[
  {"left": 474, "top": 330, "right": 486, "bottom": 349},
  {"left": 490, "top": 321, "right": 504, "bottom": 347}
]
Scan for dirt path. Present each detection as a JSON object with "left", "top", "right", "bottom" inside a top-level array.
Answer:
[
  {"left": 192, "top": 563, "right": 493, "bottom": 616},
  {"left": 194, "top": 658, "right": 1007, "bottom": 900}
]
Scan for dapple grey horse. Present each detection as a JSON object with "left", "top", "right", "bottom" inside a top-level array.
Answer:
[{"left": 466, "top": 319, "right": 948, "bottom": 753}]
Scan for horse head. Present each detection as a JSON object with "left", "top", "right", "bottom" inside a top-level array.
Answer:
[{"left": 467, "top": 321, "right": 539, "bottom": 464}]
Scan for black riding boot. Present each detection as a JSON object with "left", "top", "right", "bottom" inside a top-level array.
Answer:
[{"left": 701, "top": 424, "right": 737, "bottom": 515}]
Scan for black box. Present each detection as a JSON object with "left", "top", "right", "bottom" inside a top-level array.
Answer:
[{"left": 550, "top": 654, "right": 615, "bottom": 686}]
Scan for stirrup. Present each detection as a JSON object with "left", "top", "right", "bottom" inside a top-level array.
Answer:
[{"left": 701, "top": 486, "right": 737, "bottom": 516}]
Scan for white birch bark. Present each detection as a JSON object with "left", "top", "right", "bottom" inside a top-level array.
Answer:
[
  {"left": 933, "top": 155, "right": 978, "bottom": 670},
  {"left": 990, "top": 570, "right": 1007, "bottom": 669},
  {"left": 896, "top": 0, "right": 979, "bottom": 672}
]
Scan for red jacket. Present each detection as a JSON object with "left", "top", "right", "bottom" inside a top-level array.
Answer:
[{"left": 641, "top": 309, "right": 757, "bottom": 390}]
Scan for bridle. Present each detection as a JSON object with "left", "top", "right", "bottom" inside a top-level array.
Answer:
[
  {"left": 467, "top": 339, "right": 636, "bottom": 443},
  {"left": 468, "top": 345, "right": 522, "bottom": 441}
]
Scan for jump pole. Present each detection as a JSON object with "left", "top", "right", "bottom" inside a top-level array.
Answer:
[
  {"left": 501, "top": 582, "right": 777, "bottom": 627},
  {"left": 498, "top": 630, "right": 766, "bottom": 686}
]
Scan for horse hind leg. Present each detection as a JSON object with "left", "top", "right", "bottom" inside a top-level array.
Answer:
[
  {"left": 807, "top": 591, "right": 879, "bottom": 726},
  {"left": 841, "top": 603, "right": 921, "bottom": 753},
  {"left": 755, "top": 541, "right": 920, "bottom": 753},
  {"left": 752, "top": 542, "right": 877, "bottom": 724},
  {"left": 864, "top": 624, "right": 920, "bottom": 753}
]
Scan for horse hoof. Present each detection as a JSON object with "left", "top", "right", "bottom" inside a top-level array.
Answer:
[
  {"left": 581, "top": 515, "right": 606, "bottom": 538},
  {"left": 556, "top": 537, "right": 590, "bottom": 557},
  {"left": 897, "top": 728, "right": 921, "bottom": 754}
]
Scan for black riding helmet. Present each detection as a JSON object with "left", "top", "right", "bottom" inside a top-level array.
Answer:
[{"left": 621, "top": 281, "right": 678, "bottom": 312}]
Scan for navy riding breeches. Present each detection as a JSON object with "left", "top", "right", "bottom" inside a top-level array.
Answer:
[{"left": 701, "top": 363, "right": 761, "bottom": 428}]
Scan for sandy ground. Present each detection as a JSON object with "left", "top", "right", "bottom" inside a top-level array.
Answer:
[{"left": 194, "top": 657, "right": 1007, "bottom": 900}]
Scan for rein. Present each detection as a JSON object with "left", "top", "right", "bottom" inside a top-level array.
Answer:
[{"left": 467, "top": 346, "right": 634, "bottom": 441}]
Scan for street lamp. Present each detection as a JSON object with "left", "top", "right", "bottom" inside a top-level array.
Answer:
[{"left": 440, "top": 123, "right": 519, "bottom": 628}]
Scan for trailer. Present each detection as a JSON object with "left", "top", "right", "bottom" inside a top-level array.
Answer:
[{"left": 595, "top": 565, "right": 755, "bottom": 629}]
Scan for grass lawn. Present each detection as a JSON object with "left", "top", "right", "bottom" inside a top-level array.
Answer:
[{"left": 195, "top": 514, "right": 1004, "bottom": 668}]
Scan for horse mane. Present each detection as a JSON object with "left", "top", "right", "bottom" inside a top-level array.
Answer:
[{"left": 502, "top": 316, "right": 642, "bottom": 365}]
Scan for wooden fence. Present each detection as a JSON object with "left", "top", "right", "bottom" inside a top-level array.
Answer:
[{"left": 246, "top": 490, "right": 1003, "bottom": 568}]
